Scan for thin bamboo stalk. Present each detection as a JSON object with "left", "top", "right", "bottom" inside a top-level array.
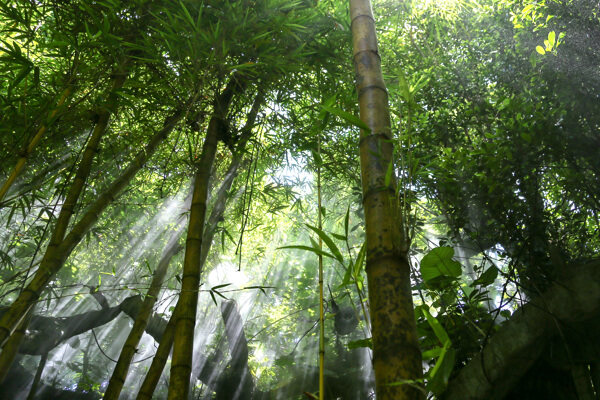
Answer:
[
  {"left": 317, "top": 136, "right": 325, "bottom": 400},
  {"left": 349, "top": 0, "right": 424, "bottom": 398},
  {"left": 26, "top": 352, "right": 48, "bottom": 400},
  {"left": 103, "top": 223, "right": 185, "bottom": 399}
]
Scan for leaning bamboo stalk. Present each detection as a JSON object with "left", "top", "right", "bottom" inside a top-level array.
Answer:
[
  {"left": 103, "top": 222, "right": 186, "bottom": 399},
  {"left": 349, "top": 1, "right": 424, "bottom": 399},
  {"left": 26, "top": 351, "right": 48, "bottom": 400},
  {"left": 0, "top": 87, "right": 73, "bottom": 204},
  {"left": 0, "top": 68, "right": 128, "bottom": 361},
  {"left": 136, "top": 304, "right": 177, "bottom": 400},
  {"left": 0, "top": 100, "right": 187, "bottom": 357},
  {"left": 0, "top": 309, "right": 32, "bottom": 382},
  {"left": 167, "top": 77, "right": 245, "bottom": 399}
]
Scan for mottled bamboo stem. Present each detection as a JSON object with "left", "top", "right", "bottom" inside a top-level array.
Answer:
[{"left": 349, "top": 0, "right": 424, "bottom": 399}]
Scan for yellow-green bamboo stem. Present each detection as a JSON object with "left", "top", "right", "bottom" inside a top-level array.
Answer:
[
  {"left": 136, "top": 306, "right": 177, "bottom": 400},
  {"left": 168, "top": 74, "right": 246, "bottom": 399},
  {"left": 0, "top": 310, "right": 32, "bottom": 382},
  {"left": 0, "top": 84, "right": 188, "bottom": 373},
  {"left": 317, "top": 137, "right": 325, "bottom": 400},
  {"left": 103, "top": 225, "right": 185, "bottom": 399},
  {"left": 167, "top": 121, "right": 219, "bottom": 400},
  {"left": 0, "top": 87, "right": 72, "bottom": 204},
  {"left": 349, "top": 1, "right": 424, "bottom": 399}
]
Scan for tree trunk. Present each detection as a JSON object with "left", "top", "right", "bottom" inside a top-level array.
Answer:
[
  {"left": 349, "top": 1, "right": 424, "bottom": 398},
  {"left": 167, "top": 73, "right": 246, "bottom": 399},
  {"left": 443, "top": 259, "right": 600, "bottom": 400},
  {"left": 103, "top": 223, "right": 185, "bottom": 399},
  {"left": 0, "top": 87, "right": 72, "bottom": 205}
]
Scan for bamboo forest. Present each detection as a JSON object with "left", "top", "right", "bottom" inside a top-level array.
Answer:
[{"left": 0, "top": 0, "right": 598, "bottom": 398}]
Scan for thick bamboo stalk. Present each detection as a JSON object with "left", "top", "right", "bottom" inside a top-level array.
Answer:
[
  {"left": 167, "top": 75, "right": 246, "bottom": 399},
  {"left": 138, "top": 82, "right": 256, "bottom": 400},
  {"left": 103, "top": 224, "right": 185, "bottom": 399},
  {"left": 349, "top": 1, "right": 424, "bottom": 399},
  {"left": 0, "top": 87, "right": 72, "bottom": 204},
  {"left": 0, "top": 310, "right": 32, "bottom": 382},
  {"left": 0, "top": 93, "right": 186, "bottom": 358},
  {"left": 167, "top": 111, "right": 224, "bottom": 400}
]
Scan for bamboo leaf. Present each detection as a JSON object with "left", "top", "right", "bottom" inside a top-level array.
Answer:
[
  {"left": 321, "top": 105, "right": 371, "bottom": 132},
  {"left": 277, "top": 245, "right": 335, "bottom": 259},
  {"left": 422, "top": 307, "right": 450, "bottom": 345},
  {"left": 211, "top": 283, "right": 231, "bottom": 290},
  {"left": 344, "top": 205, "right": 350, "bottom": 239},
  {"left": 305, "top": 224, "right": 344, "bottom": 264}
]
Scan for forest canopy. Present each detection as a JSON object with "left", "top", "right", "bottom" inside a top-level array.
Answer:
[{"left": 0, "top": 0, "right": 598, "bottom": 399}]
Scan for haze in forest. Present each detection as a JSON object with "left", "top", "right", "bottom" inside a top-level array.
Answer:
[{"left": 0, "top": 0, "right": 598, "bottom": 399}]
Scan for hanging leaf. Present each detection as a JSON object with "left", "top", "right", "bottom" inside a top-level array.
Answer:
[
  {"left": 384, "top": 159, "right": 394, "bottom": 187},
  {"left": 353, "top": 242, "right": 366, "bottom": 278},
  {"left": 344, "top": 205, "right": 350, "bottom": 239},
  {"left": 422, "top": 307, "right": 450, "bottom": 345}
]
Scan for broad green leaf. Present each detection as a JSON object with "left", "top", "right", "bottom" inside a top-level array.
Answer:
[
  {"left": 548, "top": 31, "right": 555, "bottom": 47},
  {"left": 422, "top": 346, "right": 443, "bottom": 360},
  {"left": 420, "top": 246, "right": 461, "bottom": 282},
  {"left": 427, "top": 345, "right": 456, "bottom": 395},
  {"left": 471, "top": 266, "right": 499, "bottom": 287}
]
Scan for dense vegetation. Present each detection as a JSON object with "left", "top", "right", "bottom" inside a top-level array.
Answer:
[{"left": 0, "top": 0, "right": 598, "bottom": 398}]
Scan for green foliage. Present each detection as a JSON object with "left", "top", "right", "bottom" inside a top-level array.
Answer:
[{"left": 0, "top": 0, "right": 598, "bottom": 397}]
